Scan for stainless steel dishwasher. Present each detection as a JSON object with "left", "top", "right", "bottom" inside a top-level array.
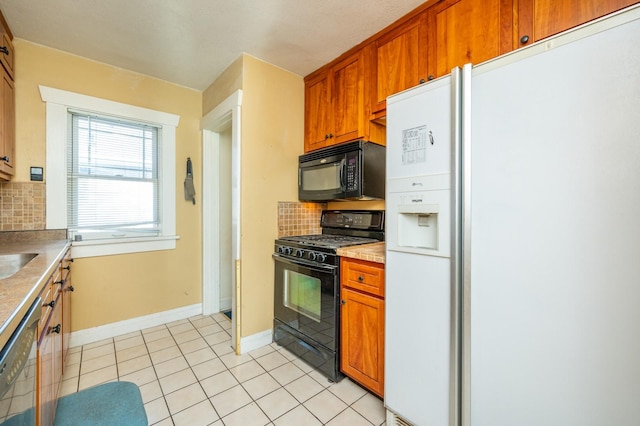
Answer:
[{"left": 0, "top": 297, "right": 41, "bottom": 425}]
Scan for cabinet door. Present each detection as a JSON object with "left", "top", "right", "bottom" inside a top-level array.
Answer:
[
  {"left": 371, "top": 13, "right": 428, "bottom": 116},
  {"left": 427, "top": 0, "right": 514, "bottom": 79},
  {"left": 0, "top": 33, "right": 14, "bottom": 79},
  {"left": 331, "top": 50, "right": 366, "bottom": 145},
  {"left": 38, "top": 327, "right": 54, "bottom": 426},
  {"left": 51, "top": 300, "right": 63, "bottom": 422},
  {"left": 518, "top": 0, "right": 639, "bottom": 44},
  {"left": 340, "top": 287, "right": 385, "bottom": 397},
  {"left": 0, "top": 68, "right": 14, "bottom": 178},
  {"left": 38, "top": 299, "right": 62, "bottom": 426},
  {"left": 304, "top": 70, "right": 331, "bottom": 152}
]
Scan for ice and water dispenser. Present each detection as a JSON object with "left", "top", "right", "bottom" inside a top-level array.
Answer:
[{"left": 386, "top": 173, "right": 451, "bottom": 258}]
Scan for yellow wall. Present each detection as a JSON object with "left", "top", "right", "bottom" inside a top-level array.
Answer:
[
  {"left": 14, "top": 40, "right": 204, "bottom": 330},
  {"left": 202, "top": 55, "right": 243, "bottom": 116},
  {"left": 239, "top": 55, "right": 304, "bottom": 337},
  {"left": 203, "top": 54, "right": 304, "bottom": 339}
]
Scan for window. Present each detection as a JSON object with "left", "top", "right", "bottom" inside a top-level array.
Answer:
[
  {"left": 41, "top": 86, "right": 180, "bottom": 258},
  {"left": 68, "top": 112, "right": 160, "bottom": 240}
]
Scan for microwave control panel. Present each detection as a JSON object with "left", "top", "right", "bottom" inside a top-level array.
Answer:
[{"left": 345, "top": 152, "right": 359, "bottom": 192}]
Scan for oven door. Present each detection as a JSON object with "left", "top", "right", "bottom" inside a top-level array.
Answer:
[{"left": 273, "top": 254, "right": 339, "bottom": 351}]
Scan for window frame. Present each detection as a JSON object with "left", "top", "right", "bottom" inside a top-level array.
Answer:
[{"left": 40, "top": 85, "right": 180, "bottom": 258}]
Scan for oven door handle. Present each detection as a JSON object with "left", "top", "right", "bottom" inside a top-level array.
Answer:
[{"left": 272, "top": 253, "right": 337, "bottom": 273}]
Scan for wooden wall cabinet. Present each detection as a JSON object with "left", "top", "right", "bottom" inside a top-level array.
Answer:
[
  {"left": 37, "top": 248, "right": 73, "bottom": 426},
  {"left": 370, "top": 13, "right": 428, "bottom": 120},
  {"left": 304, "top": 47, "right": 384, "bottom": 152},
  {"left": 517, "top": 0, "right": 639, "bottom": 46},
  {"left": 0, "top": 11, "right": 14, "bottom": 181},
  {"left": 426, "top": 0, "right": 514, "bottom": 80},
  {"left": 340, "top": 258, "right": 385, "bottom": 397}
]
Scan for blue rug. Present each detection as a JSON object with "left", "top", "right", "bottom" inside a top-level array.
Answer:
[{"left": 54, "top": 381, "right": 147, "bottom": 426}]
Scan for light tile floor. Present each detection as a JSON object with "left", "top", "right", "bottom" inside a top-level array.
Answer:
[{"left": 60, "top": 312, "right": 387, "bottom": 426}]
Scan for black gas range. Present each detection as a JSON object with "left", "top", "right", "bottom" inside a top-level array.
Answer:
[
  {"left": 272, "top": 210, "right": 384, "bottom": 382},
  {"left": 275, "top": 210, "right": 384, "bottom": 264}
]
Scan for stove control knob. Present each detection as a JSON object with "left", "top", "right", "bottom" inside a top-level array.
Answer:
[
  {"left": 294, "top": 249, "right": 304, "bottom": 257},
  {"left": 316, "top": 253, "right": 327, "bottom": 263},
  {"left": 308, "top": 252, "right": 317, "bottom": 261},
  {"left": 283, "top": 247, "right": 292, "bottom": 255}
]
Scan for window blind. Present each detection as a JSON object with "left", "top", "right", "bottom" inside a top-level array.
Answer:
[{"left": 67, "top": 112, "right": 160, "bottom": 239}]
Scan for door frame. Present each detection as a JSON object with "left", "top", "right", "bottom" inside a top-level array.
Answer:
[{"left": 201, "top": 90, "right": 242, "bottom": 352}]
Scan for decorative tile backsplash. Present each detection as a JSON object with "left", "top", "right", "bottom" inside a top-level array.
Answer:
[
  {"left": 0, "top": 182, "right": 46, "bottom": 231},
  {"left": 277, "top": 201, "right": 326, "bottom": 237}
]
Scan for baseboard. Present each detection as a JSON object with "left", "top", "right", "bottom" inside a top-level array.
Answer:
[
  {"left": 69, "top": 303, "right": 202, "bottom": 347},
  {"left": 239, "top": 328, "right": 273, "bottom": 354},
  {"left": 219, "top": 296, "right": 232, "bottom": 312}
]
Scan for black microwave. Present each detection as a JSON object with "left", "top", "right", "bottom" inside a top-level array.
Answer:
[{"left": 298, "top": 140, "right": 385, "bottom": 201}]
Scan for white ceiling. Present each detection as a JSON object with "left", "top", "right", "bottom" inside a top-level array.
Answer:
[{"left": 0, "top": 0, "right": 426, "bottom": 91}]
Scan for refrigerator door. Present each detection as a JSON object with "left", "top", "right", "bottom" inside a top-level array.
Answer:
[
  {"left": 385, "top": 70, "right": 461, "bottom": 426},
  {"left": 465, "top": 8, "right": 640, "bottom": 426},
  {"left": 386, "top": 76, "right": 454, "bottom": 180}
]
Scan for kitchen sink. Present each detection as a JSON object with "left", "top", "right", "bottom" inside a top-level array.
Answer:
[{"left": 0, "top": 253, "right": 38, "bottom": 279}]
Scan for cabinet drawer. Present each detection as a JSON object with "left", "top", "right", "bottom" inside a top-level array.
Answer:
[
  {"left": 341, "top": 258, "right": 385, "bottom": 297},
  {"left": 39, "top": 283, "right": 53, "bottom": 335}
]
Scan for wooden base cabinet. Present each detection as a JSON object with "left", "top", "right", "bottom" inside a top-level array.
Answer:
[
  {"left": 0, "top": 11, "right": 14, "bottom": 180},
  {"left": 340, "top": 258, "right": 385, "bottom": 397},
  {"left": 37, "top": 247, "right": 73, "bottom": 426}
]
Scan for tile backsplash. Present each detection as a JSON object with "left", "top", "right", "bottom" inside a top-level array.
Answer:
[
  {"left": 0, "top": 182, "right": 46, "bottom": 231},
  {"left": 277, "top": 201, "right": 326, "bottom": 237}
]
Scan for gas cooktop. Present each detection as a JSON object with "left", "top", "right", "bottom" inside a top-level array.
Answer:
[{"left": 277, "top": 234, "right": 380, "bottom": 249}]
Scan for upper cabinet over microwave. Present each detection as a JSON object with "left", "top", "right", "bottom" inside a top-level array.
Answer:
[{"left": 298, "top": 140, "right": 385, "bottom": 202}]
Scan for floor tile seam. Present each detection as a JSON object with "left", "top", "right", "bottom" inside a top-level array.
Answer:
[
  {"left": 163, "top": 383, "right": 215, "bottom": 419},
  {"left": 324, "top": 405, "right": 376, "bottom": 426},
  {"left": 79, "top": 338, "right": 115, "bottom": 363},
  {"left": 145, "top": 394, "right": 172, "bottom": 426},
  {"left": 249, "top": 383, "right": 304, "bottom": 424}
]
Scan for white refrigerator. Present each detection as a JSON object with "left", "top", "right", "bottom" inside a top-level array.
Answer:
[{"left": 385, "top": 5, "right": 640, "bottom": 426}]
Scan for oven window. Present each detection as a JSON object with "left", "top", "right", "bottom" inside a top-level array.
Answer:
[
  {"left": 301, "top": 164, "right": 341, "bottom": 191},
  {"left": 283, "top": 270, "right": 321, "bottom": 323}
]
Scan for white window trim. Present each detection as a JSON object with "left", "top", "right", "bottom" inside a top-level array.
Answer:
[{"left": 40, "top": 85, "right": 180, "bottom": 258}]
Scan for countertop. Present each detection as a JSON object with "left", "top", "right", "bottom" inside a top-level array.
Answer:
[
  {"left": 0, "top": 239, "right": 70, "bottom": 349},
  {"left": 337, "top": 242, "right": 385, "bottom": 264}
]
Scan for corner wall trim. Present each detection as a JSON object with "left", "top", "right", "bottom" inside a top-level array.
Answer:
[
  {"left": 239, "top": 329, "right": 273, "bottom": 354},
  {"left": 69, "top": 304, "right": 202, "bottom": 348}
]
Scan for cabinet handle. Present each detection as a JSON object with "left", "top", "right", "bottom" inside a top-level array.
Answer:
[
  {"left": 420, "top": 78, "right": 426, "bottom": 84},
  {"left": 69, "top": 258, "right": 75, "bottom": 263},
  {"left": 0, "top": 156, "right": 9, "bottom": 162},
  {"left": 341, "top": 299, "right": 346, "bottom": 305},
  {"left": 357, "top": 276, "right": 364, "bottom": 282},
  {"left": 67, "top": 286, "right": 75, "bottom": 292},
  {"left": 427, "top": 75, "right": 435, "bottom": 81},
  {"left": 44, "top": 300, "right": 56, "bottom": 308},
  {"left": 325, "top": 134, "right": 329, "bottom": 140},
  {"left": 520, "top": 35, "right": 530, "bottom": 44},
  {"left": 63, "top": 265, "right": 71, "bottom": 270},
  {"left": 51, "top": 324, "right": 61, "bottom": 334},
  {"left": 0, "top": 46, "right": 8, "bottom": 55},
  {"left": 328, "top": 133, "right": 333, "bottom": 139},
  {"left": 54, "top": 279, "right": 65, "bottom": 285}
]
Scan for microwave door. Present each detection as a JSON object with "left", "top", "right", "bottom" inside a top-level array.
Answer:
[{"left": 299, "top": 159, "right": 345, "bottom": 201}]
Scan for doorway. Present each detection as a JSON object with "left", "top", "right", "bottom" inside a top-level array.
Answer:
[{"left": 201, "top": 90, "right": 242, "bottom": 352}]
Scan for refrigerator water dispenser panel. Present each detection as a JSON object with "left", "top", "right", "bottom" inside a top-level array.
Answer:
[
  {"left": 399, "top": 206, "right": 439, "bottom": 251},
  {"left": 387, "top": 175, "right": 451, "bottom": 258}
]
